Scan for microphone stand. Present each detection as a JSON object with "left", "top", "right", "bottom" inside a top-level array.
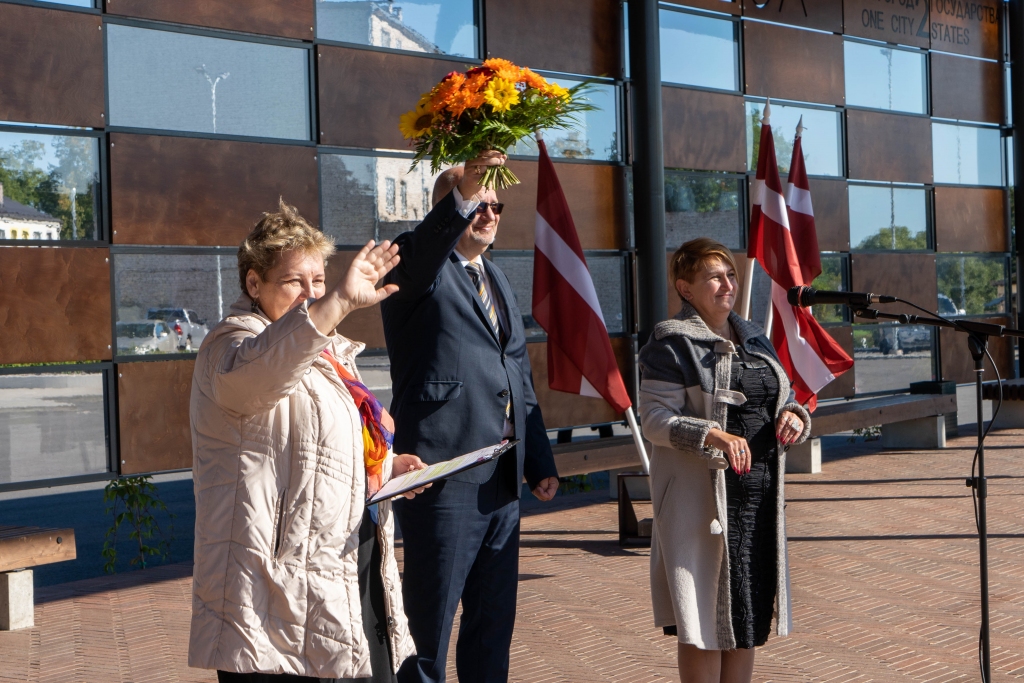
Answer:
[{"left": 854, "top": 307, "right": 1024, "bottom": 682}]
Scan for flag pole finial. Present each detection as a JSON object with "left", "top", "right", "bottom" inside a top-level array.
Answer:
[
  {"left": 795, "top": 115, "right": 805, "bottom": 139},
  {"left": 761, "top": 98, "right": 771, "bottom": 126}
]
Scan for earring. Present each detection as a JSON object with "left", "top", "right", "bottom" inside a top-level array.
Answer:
[{"left": 251, "top": 298, "right": 259, "bottom": 312}]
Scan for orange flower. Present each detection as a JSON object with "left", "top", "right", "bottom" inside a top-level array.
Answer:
[
  {"left": 430, "top": 72, "right": 466, "bottom": 112},
  {"left": 483, "top": 57, "right": 521, "bottom": 82},
  {"left": 447, "top": 88, "right": 486, "bottom": 118},
  {"left": 462, "top": 70, "right": 491, "bottom": 95},
  {"left": 518, "top": 67, "right": 548, "bottom": 92}
]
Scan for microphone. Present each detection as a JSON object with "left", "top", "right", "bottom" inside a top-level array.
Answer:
[{"left": 787, "top": 286, "right": 898, "bottom": 308}]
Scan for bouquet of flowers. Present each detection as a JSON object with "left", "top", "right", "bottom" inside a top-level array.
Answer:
[{"left": 399, "top": 58, "right": 594, "bottom": 189}]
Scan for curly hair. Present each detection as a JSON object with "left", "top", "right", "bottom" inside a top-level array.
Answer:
[{"left": 237, "top": 199, "right": 335, "bottom": 293}]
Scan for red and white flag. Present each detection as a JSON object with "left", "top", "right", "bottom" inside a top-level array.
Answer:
[
  {"left": 784, "top": 119, "right": 821, "bottom": 285},
  {"left": 747, "top": 103, "right": 852, "bottom": 411},
  {"left": 532, "top": 139, "right": 631, "bottom": 414}
]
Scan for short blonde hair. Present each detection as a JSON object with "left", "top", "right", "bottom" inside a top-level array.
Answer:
[
  {"left": 670, "top": 238, "right": 737, "bottom": 296},
  {"left": 237, "top": 199, "right": 335, "bottom": 293}
]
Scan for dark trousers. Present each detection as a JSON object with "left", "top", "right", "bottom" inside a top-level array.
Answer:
[
  {"left": 394, "top": 475, "right": 521, "bottom": 683},
  {"left": 218, "top": 510, "right": 396, "bottom": 683}
]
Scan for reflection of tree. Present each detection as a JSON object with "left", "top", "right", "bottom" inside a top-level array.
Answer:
[
  {"left": 811, "top": 257, "right": 844, "bottom": 323},
  {"left": 665, "top": 174, "right": 737, "bottom": 213},
  {"left": 855, "top": 225, "right": 927, "bottom": 251},
  {"left": 0, "top": 138, "right": 97, "bottom": 239},
  {"left": 937, "top": 256, "right": 1006, "bottom": 315},
  {"left": 749, "top": 106, "right": 797, "bottom": 173}
]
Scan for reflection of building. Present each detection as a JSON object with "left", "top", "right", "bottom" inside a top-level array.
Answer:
[
  {"left": 0, "top": 182, "right": 60, "bottom": 240},
  {"left": 317, "top": 1, "right": 439, "bottom": 53}
]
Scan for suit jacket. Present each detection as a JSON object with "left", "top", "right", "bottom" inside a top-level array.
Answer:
[{"left": 381, "top": 190, "right": 558, "bottom": 496}]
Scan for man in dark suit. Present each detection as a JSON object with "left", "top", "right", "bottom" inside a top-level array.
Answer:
[{"left": 382, "top": 152, "right": 559, "bottom": 683}]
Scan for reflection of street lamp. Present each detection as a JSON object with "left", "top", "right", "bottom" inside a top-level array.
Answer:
[
  {"left": 215, "top": 255, "right": 224, "bottom": 321},
  {"left": 195, "top": 64, "right": 230, "bottom": 133},
  {"left": 70, "top": 186, "right": 77, "bottom": 239}
]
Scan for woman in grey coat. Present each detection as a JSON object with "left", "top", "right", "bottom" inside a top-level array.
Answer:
[{"left": 638, "top": 238, "right": 811, "bottom": 683}]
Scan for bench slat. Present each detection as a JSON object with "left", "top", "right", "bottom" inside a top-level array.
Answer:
[
  {"left": 811, "top": 394, "right": 957, "bottom": 437},
  {"left": 552, "top": 436, "right": 642, "bottom": 477},
  {"left": 0, "top": 527, "right": 76, "bottom": 572}
]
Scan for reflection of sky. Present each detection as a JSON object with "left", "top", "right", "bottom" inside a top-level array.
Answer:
[
  {"left": 39, "top": 0, "right": 92, "bottom": 5},
  {"left": 745, "top": 102, "right": 841, "bottom": 176},
  {"left": 320, "top": 0, "right": 476, "bottom": 56},
  {"left": 660, "top": 9, "right": 737, "bottom": 91},
  {"left": 844, "top": 41, "right": 926, "bottom": 114},
  {"left": 932, "top": 123, "right": 1003, "bottom": 186},
  {"left": 511, "top": 79, "right": 618, "bottom": 161},
  {"left": 848, "top": 185, "right": 926, "bottom": 248}
]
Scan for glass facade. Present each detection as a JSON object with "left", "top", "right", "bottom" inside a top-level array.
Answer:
[
  {"left": 316, "top": 0, "right": 478, "bottom": 57},
  {"left": 488, "top": 252, "right": 626, "bottom": 338},
  {"left": 664, "top": 172, "right": 743, "bottom": 250},
  {"left": 848, "top": 185, "right": 929, "bottom": 251},
  {"left": 853, "top": 324, "right": 936, "bottom": 394},
  {"left": 932, "top": 123, "right": 1003, "bottom": 186},
  {"left": 106, "top": 24, "right": 311, "bottom": 140},
  {"left": 810, "top": 254, "right": 847, "bottom": 324},
  {"left": 844, "top": 41, "right": 927, "bottom": 115},
  {"left": 510, "top": 79, "right": 620, "bottom": 162},
  {"left": 113, "top": 253, "right": 236, "bottom": 357},
  {"left": 321, "top": 153, "right": 446, "bottom": 247},
  {"left": 936, "top": 254, "right": 1008, "bottom": 316},
  {"left": 0, "top": 371, "right": 107, "bottom": 485},
  {"left": 660, "top": 9, "right": 738, "bottom": 91},
  {"left": 746, "top": 102, "right": 842, "bottom": 177},
  {"left": 0, "top": 131, "right": 100, "bottom": 241}
]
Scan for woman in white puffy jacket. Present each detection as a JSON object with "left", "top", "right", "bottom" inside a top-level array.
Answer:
[{"left": 189, "top": 200, "right": 427, "bottom": 683}]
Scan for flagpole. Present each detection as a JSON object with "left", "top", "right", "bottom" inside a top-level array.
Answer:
[
  {"left": 739, "top": 260, "right": 755, "bottom": 320},
  {"left": 624, "top": 406, "right": 651, "bottom": 475}
]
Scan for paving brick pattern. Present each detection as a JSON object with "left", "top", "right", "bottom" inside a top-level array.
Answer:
[{"left": 2, "top": 429, "right": 1022, "bottom": 682}]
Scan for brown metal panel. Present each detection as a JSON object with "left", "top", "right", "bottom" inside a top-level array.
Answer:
[
  {"left": 809, "top": 179, "right": 850, "bottom": 252},
  {"left": 110, "top": 133, "right": 319, "bottom": 246},
  {"left": 663, "top": 87, "right": 747, "bottom": 172},
  {"left": 118, "top": 360, "right": 193, "bottom": 475},
  {"left": 0, "top": 248, "right": 111, "bottom": 364},
  {"left": 850, "top": 253, "right": 937, "bottom": 317},
  {"left": 940, "top": 317, "right": 1012, "bottom": 383},
  {"left": 318, "top": 46, "right": 458, "bottom": 149},
  {"left": 844, "top": 0, "right": 931, "bottom": 49},
  {"left": 105, "top": 0, "right": 314, "bottom": 40},
  {"left": 934, "top": 187, "right": 1008, "bottom": 252},
  {"left": 670, "top": 0, "right": 741, "bottom": 15},
  {"left": 817, "top": 327, "right": 856, "bottom": 400},
  {"left": 484, "top": 0, "right": 621, "bottom": 77},
  {"left": 743, "top": 22, "right": 844, "bottom": 106},
  {"left": 928, "top": 0, "right": 1001, "bottom": 60},
  {"left": 742, "top": 0, "right": 842, "bottom": 32},
  {"left": 0, "top": 3, "right": 104, "bottom": 128},
  {"left": 847, "top": 110, "right": 933, "bottom": 184},
  {"left": 494, "top": 161, "right": 627, "bottom": 250},
  {"left": 325, "top": 252, "right": 387, "bottom": 351},
  {"left": 931, "top": 52, "right": 1003, "bottom": 123},
  {"left": 528, "top": 338, "right": 632, "bottom": 429}
]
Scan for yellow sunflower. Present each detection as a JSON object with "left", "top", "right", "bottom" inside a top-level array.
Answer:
[
  {"left": 484, "top": 77, "right": 520, "bottom": 113},
  {"left": 399, "top": 102, "right": 434, "bottom": 139},
  {"left": 543, "top": 82, "right": 570, "bottom": 100}
]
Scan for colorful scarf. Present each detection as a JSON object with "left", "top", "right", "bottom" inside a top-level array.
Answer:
[{"left": 321, "top": 350, "right": 394, "bottom": 495}]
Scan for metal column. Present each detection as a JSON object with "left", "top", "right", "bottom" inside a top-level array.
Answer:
[
  {"left": 1010, "top": 0, "right": 1024, "bottom": 376},
  {"left": 628, "top": 0, "right": 667, "bottom": 346}
]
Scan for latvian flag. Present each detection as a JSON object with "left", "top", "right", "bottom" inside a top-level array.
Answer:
[
  {"left": 748, "top": 104, "right": 853, "bottom": 411},
  {"left": 532, "top": 139, "right": 632, "bottom": 413}
]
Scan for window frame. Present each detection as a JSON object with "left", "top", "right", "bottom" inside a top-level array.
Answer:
[
  {"left": 846, "top": 181, "right": 933, "bottom": 253},
  {"left": 935, "top": 252, "right": 1011, "bottom": 319},
  {"left": 658, "top": 3, "right": 743, "bottom": 96},
  {"left": 931, "top": 120, "right": 1006, "bottom": 189},
  {"left": 663, "top": 168, "right": 748, "bottom": 251},
  {"left": 743, "top": 96, "right": 846, "bottom": 180},
  {"left": 842, "top": 37, "right": 930, "bottom": 118}
]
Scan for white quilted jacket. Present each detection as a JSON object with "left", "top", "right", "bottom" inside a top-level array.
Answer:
[{"left": 188, "top": 295, "right": 415, "bottom": 678}]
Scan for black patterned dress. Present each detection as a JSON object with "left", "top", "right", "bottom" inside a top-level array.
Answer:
[{"left": 724, "top": 345, "right": 780, "bottom": 649}]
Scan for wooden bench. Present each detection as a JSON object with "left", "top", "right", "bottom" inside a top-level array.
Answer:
[
  {"left": 789, "top": 393, "right": 959, "bottom": 474},
  {"left": 551, "top": 435, "right": 642, "bottom": 477},
  {"left": 0, "top": 526, "right": 76, "bottom": 630}
]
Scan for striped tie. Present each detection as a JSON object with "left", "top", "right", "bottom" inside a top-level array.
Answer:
[{"left": 465, "top": 261, "right": 503, "bottom": 343}]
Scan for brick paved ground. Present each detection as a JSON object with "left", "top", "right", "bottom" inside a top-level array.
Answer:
[{"left": 2, "top": 428, "right": 1023, "bottom": 682}]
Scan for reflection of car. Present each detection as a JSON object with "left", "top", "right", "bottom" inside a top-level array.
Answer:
[
  {"left": 879, "top": 327, "right": 931, "bottom": 355},
  {"left": 937, "top": 294, "right": 965, "bottom": 317},
  {"left": 146, "top": 308, "right": 209, "bottom": 351},
  {"left": 116, "top": 321, "right": 179, "bottom": 355}
]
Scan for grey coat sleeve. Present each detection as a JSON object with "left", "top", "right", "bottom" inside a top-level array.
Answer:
[{"left": 637, "top": 337, "right": 721, "bottom": 458}]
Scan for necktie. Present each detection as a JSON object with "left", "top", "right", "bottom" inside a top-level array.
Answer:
[{"left": 465, "top": 261, "right": 503, "bottom": 343}]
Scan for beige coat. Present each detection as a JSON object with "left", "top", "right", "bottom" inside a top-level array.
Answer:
[
  {"left": 188, "top": 295, "right": 415, "bottom": 678},
  {"left": 637, "top": 304, "right": 811, "bottom": 650}
]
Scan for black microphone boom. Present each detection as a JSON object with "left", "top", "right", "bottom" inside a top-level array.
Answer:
[{"left": 787, "top": 286, "right": 898, "bottom": 308}]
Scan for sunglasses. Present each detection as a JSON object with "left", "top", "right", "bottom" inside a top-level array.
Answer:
[{"left": 474, "top": 202, "right": 504, "bottom": 215}]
